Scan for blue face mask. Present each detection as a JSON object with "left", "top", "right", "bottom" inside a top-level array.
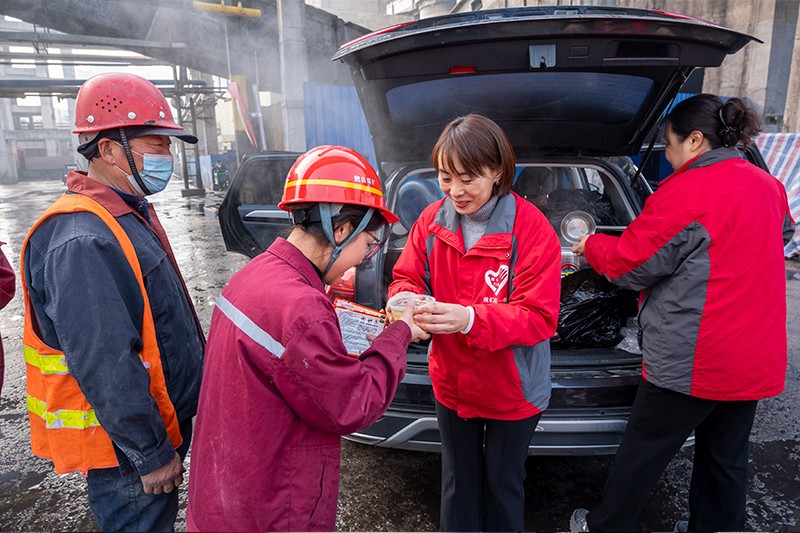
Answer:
[{"left": 115, "top": 143, "right": 174, "bottom": 196}]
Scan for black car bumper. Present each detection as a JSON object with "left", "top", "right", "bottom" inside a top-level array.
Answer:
[{"left": 345, "top": 352, "right": 652, "bottom": 456}]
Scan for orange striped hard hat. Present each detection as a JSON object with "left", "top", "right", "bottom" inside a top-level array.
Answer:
[{"left": 279, "top": 145, "right": 399, "bottom": 224}]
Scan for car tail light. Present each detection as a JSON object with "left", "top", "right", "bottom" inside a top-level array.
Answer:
[
  {"left": 449, "top": 65, "right": 476, "bottom": 75},
  {"left": 326, "top": 266, "right": 356, "bottom": 303}
]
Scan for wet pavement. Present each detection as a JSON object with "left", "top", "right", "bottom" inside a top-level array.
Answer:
[{"left": 0, "top": 178, "right": 798, "bottom": 532}]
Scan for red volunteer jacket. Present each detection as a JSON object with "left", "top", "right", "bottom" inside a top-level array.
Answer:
[
  {"left": 187, "top": 237, "right": 410, "bottom": 532},
  {"left": 390, "top": 192, "right": 561, "bottom": 420},
  {"left": 585, "top": 148, "right": 794, "bottom": 400}
]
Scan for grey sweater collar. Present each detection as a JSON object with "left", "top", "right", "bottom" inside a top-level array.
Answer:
[{"left": 461, "top": 195, "right": 500, "bottom": 250}]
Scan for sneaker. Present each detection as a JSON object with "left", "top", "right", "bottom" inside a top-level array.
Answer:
[
  {"left": 570, "top": 508, "right": 590, "bottom": 532},
  {"left": 673, "top": 520, "right": 689, "bottom": 532}
]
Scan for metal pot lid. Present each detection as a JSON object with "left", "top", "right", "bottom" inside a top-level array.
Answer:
[{"left": 560, "top": 210, "right": 596, "bottom": 244}]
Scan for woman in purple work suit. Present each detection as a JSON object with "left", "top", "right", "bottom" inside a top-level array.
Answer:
[
  {"left": 0, "top": 242, "right": 15, "bottom": 394},
  {"left": 186, "top": 145, "right": 428, "bottom": 532}
]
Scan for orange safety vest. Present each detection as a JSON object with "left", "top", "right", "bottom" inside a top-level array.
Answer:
[{"left": 20, "top": 193, "right": 182, "bottom": 476}]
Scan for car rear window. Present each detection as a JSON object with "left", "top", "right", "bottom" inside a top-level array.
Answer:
[
  {"left": 392, "top": 164, "right": 632, "bottom": 235},
  {"left": 386, "top": 72, "right": 654, "bottom": 128}
]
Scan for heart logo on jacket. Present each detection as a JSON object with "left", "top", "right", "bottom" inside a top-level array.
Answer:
[{"left": 485, "top": 265, "right": 509, "bottom": 296}]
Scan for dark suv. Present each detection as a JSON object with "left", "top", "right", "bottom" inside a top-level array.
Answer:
[{"left": 219, "top": 6, "right": 760, "bottom": 454}]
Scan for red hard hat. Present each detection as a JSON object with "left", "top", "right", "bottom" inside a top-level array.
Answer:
[
  {"left": 73, "top": 72, "right": 185, "bottom": 135},
  {"left": 280, "top": 146, "right": 399, "bottom": 224}
]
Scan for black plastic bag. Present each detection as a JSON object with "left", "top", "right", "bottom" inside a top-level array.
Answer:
[{"left": 552, "top": 268, "right": 636, "bottom": 348}]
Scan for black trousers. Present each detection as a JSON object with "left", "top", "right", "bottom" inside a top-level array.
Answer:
[
  {"left": 588, "top": 379, "right": 758, "bottom": 533},
  {"left": 436, "top": 399, "right": 541, "bottom": 532}
]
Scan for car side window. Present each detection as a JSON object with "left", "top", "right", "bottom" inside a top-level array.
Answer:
[
  {"left": 394, "top": 171, "right": 444, "bottom": 232},
  {"left": 236, "top": 159, "right": 293, "bottom": 206},
  {"left": 603, "top": 155, "right": 652, "bottom": 209},
  {"left": 514, "top": 165, "right": 629, "bottom": 231},
  {"left": 584, "top": 168, "right": 604, "bottom": 194}
]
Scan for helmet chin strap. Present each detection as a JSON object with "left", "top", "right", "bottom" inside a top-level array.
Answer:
[
  {"left": 118, "top": 128, "right": 152, "bottom": 195},
  {"left": 319, "top": 204, "right": 374, "bottom": 277}
]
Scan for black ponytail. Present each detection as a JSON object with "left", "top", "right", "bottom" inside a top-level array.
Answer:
[
  {"left": 718, "top": 98, "right": 763, "bottom": 148},
  {"left": 667, "top": 93, "right": 763, "bottom": 149}
]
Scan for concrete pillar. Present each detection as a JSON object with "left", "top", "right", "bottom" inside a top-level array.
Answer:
[
  {"left": 786, "top": 17, "right": 800, "bottom": 131},
  {"left": 277, "top": 0, "right": 309, "bottom": 152},
  {"left": 0, "top": 98, "right": 18, "bottom": 183},
  {"left": 0, "top": 36, "right": 18, "bottom": 183},
  {"left": 694, "top": 0, "right": 798, "bottom": 133},
  {"left": 656, "top": 0, "right": 797, "bottom": 133},
  {"left": 195, "top": 72, "right": 219, "bottom": 155},
  {"left": 778, "top": 2, "right": 800, "bottom": 132},
  {"left": 760, "top": 0, "right": 798, "bottom": 132},
  {"left": 700, "top": 1, "right": 771, "bottom": 125},
  {"left": 605, "top": 0, "right": 793, "bottom": 132},
  {"left": 0, "top": 128, "right": 19, "bottom": 185}
]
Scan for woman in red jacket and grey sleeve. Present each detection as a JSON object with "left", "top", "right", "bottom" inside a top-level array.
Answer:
[
  {"left": 569, "top": 94, "right": 795, "bottom": 533},
  {"left": 389, "top": 113, "right": 562, "bottom": 532},
  {"left": 186, "top": 146, "right": 428, "bottom": 532}
]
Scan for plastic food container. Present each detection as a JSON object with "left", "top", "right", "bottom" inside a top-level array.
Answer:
[{"left": 386, "top": 294, "right": 436, "bottom": 320}]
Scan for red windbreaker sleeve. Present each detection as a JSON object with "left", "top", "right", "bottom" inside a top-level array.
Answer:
[{"left": 584, "top": 185, "right": 702, "bottom": 290}]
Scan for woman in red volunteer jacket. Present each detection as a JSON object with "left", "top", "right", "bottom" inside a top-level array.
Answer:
[
  {"left": 570, "top": 94, "right": 795, "bottom": 533},
  {"left": 389, "top": 114, "right": 562, "bottom": 532},
  {"left": 186, "top": 146, "right": 427, "bottom": 532}
]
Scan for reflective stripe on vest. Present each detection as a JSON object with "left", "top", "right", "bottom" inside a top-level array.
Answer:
[
  {"left": 23, "top": 345, "right": 69, "bottom": 375},
  {"left": 26, "top": 394, "right": 100, "bottom": 430},
  {"left": 24, "top": 344, "right": 151, "bottom": 375},
  {"left": 215, "top": 294, "right": 286, "bottom": 358}
]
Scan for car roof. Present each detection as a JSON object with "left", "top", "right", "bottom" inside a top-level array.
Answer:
[{"left": 333, "top": 6, "right": 759, "bottom": 163}]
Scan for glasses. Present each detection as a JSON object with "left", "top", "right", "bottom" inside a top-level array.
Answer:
[{"left": 363, "top": 230, "right": 385, "bottom": 261}]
